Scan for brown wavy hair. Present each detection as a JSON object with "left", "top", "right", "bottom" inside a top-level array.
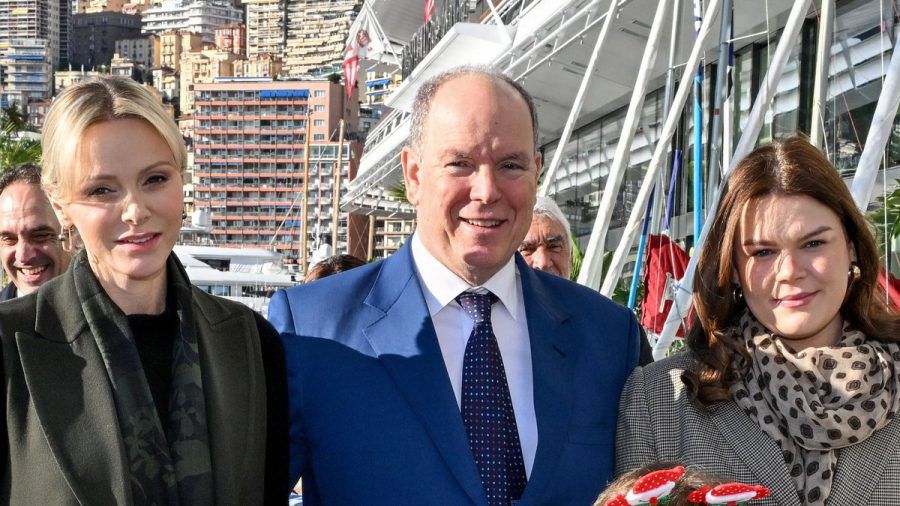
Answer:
[{"left": 683, "top": 136, "right": 900, "bottom": 407}]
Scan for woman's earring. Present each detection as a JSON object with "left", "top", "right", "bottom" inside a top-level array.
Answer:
[
  {"left": 58, "top": 226, "right": 75, "bottom": 253},
  {"left": 848, "top": 262, "right": 861, "bottom": 284},
  {"left": 732, "top": 285, "right": 744, "bottom": 305}
]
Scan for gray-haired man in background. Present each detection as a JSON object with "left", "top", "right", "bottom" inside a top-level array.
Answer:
[
  {"left": 520, "top": 196, "right": 654, "bottom": 365},
  {"left": 518, "top": 196, "right": 574, "bottom": 279}
]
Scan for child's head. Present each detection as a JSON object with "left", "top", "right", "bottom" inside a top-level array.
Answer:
[{"left": 595, "top": 463, "right": 769, "bottom": 506}]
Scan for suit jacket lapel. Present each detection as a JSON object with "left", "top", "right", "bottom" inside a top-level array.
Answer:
[
  {"left": 828, "top": 413, "right": 900, "bottom": 505},
  {"left": 192, "top": 290, "right": 259, "bottom": 501},
  {"left": 362, "top": 244, "right": 486, "bottom": 506},
  {"left": 23, "top": 272, "right": 131, "bottom": 505},
  {"left": 513, "top": 258, "right": 573, "bottom": 504},
  {"left": 708, "top": 401, "right": 800, "bottom": 505}
]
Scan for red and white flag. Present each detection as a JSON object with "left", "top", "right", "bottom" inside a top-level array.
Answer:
[
  {"left": 342, "top": 43, "right": 359, "bottom": 98},
  {"left": 424, "top": 0, "right": 436, "bottom": 23},
  {"left": 341, "top": 27, "right": 372, "bottom": 98}
]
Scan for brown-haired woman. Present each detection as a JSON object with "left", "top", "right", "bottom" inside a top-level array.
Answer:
[{"left": 615, "top": 136, "right": 900, "bottom": 506}]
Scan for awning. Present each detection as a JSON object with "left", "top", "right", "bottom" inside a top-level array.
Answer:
[{"left": 366, "top": 78, "right": 392, "bottom": 87}]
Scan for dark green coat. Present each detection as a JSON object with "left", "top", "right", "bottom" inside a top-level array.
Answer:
[{"left": 0, "top": 262, "right": 286, "bottom": 504}]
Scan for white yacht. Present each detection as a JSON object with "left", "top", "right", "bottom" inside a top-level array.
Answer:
[{"left": 177, "top": 211, "right": 297, "bottom": 314}]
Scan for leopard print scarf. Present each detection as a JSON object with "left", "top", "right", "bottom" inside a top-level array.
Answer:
[{"left": 731, "top": 311, "right": 900, "bottom": 505}]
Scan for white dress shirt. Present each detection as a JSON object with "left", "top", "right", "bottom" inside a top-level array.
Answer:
[{"left": 411, "top": 233, "right": 537, "bottom": 476}]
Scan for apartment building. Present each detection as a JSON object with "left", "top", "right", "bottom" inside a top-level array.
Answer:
[
  {"left": 179, "top": 47, "right": 238, "bottom": 114},
  {"left": 153, "top": 30, "right": 201, "bottom": 70},
  {"left": 214, "top": 22, "right": 244, "bottom": 57},
  {"left": 110, "top": 52, "right": 143, "bottom": 78},
  {"left": 70, "top": 12, "right": 142, "bottom": 68},
  {"left": 363, "top": 69, "right": 401, "bottom": 107},
  {"left": 54, "top": 68, "right": 101, "bottom": 92},
  {"left": 0, "top": 39, "right": 52, "bottom": 107},
  {"left": 283, "top": 0, "right": 360, "bottom": 76},
  {"left": 232, "top": 52, "right": 283, "bottom": 78},
  {"left": 243, "top": 0, "right": 285, "bottom": 60},
  {"left": 115, "top": 36, "right": 154, "bottom": 67},
  {"left": 141, "top": 0, "right": 242, "bottom": 44},
  {"left": 0, "top": 0, "right": 69, "bottom": 76},
  {"left": 191, "top": 79, "right": 364, "bottom": 273},
  {"left": 78, "top": 0, "right": 126, "bottom": 13},
  {"left": 151, "top": 65, "right": 178, "bottom": 101},
  {"left": 371, "top": 217, "right": 415, "bottom": 260},
  {"left": 25, "top": 98, "right": 50, "bottom": 129}
]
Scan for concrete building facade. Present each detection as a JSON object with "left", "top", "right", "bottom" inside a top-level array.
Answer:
[
  {"left": 191, "top": 79, "right": 364, "bottom": 272},
  {"left": 243, "top": 0, "right": 285, "bottom": 61},
  {"left": 232, "top": 52, "right": 283, "bottom": 78},
  {"left": 0, "top": 39, "right": 52, "bottom": 107},
  {"left": 115, "top": 36, "right": 154, "bottom": 67},
  {"left": 141, "top": 0, "right": 243, "bottom": 45},
  {"left": 0, "top": 0, "right": 69, "bottom": 93},
  {"left": 70, "top": 12, "right": 142, "bottom": 68},
  {"left": 214, "top": 22, "right": 244, "bottom": 57},
  {"left": 54, "top": 68, "right": 101, "bottom": 92},
  {"left": 78, "top": 0, "right": 126, "bottom": 13},
  {"left": 283, "top": 0, "right": 360, "bottom": 77},
  {"left": 154, "top": 30, "right": 201, "bottom": 70},
  {"left": 179, "top": 47, "right": 238, "bottom": 114}
]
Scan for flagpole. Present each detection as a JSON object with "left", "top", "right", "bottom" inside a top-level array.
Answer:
[
  {"left": 332, "top": 118, "right": 345, "bottom": 251},
  {"left": 483, "top": 0, "right": 505, "bottom": 27},
  {"left": 707, "top": 0, "right": 732, "bottom": 202},
  {"left": 362, "top": 0, "right": 402, "bottom": 68},
  {"left": 691, "top": 0, "right": 704, "bottom": 241}
]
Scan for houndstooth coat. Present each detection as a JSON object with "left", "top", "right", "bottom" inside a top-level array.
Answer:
[{"left": 615, "top": 352, "right": 900, "bottom": 506}]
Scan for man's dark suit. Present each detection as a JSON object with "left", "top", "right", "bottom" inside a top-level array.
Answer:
[
  {"left": 268, "top": 242, "right": 642, "bottom": 505},
  {"left": 0, "top": 283, "right": 16, "bottom": 301}
]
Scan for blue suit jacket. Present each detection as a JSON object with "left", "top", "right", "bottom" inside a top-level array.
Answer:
[{"left": 268, "top": 243, "right": 641, "bottom": 505}]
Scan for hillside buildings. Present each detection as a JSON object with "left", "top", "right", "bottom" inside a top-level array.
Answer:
[
  {"left": 244, "top": 0, "right": 360, "bottom": 77},
  {"left": 141, "top": 0, "right": 241, "bottom": 44}
]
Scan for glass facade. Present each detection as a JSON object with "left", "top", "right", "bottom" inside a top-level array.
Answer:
[{"left": 544, "top": 0, "right": 900, "bottom": 263}]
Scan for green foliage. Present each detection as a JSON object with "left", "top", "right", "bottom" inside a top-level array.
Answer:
[
  {"left": 0, "top": 134, "right": 42, "bottom": 171},
  {"left": 666, "top": 338, "right": 685, "bottom": 356},
  {"left": 1, "top": 103, "right": 27, "bottom": 131},
  {"left": 569, "top": 236, "right": 583, "bottom": 281},
  {"left": 0, "top": 107, "right": 42, "bottom": 171},
  {"left": 388, "top": 180, "right": 410, "bottom": 204},
  {"left": 867, "top": 181, "right": 900, "bottom": 275},
  {"left": 599, "top": 250, "right": 634, "bottom": 306},
  {"left": 569, "top": 241, "right": 634, "bottom": 305}
]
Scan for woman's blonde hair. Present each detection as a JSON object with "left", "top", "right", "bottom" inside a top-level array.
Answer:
[{"left": 41, "top": 75, "right": 186, "bottom": 201}]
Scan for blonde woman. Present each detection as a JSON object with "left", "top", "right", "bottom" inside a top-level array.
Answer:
[{"left": 0, "top": 76, "right": 288, "bottom": 504}]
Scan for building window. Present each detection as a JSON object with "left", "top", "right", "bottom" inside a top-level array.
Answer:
[
  {"left": 313, "top": 134, "right": 325, "bottom": 141},
  {"left": 314, "top": 90, "right": 326, "bottom": 97},
  {"left": 315, "top": 104, "right": 325, "bottom": 112},
  {"left": 313, "top": 119, "right": 325, "bottom": 126}
]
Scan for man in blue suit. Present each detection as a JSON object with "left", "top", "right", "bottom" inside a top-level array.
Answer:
[{"left": 268, "top": 66, "right": 642, "bottom": 505}]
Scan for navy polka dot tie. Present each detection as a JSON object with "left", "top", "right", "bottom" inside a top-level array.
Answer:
[{"left": 456, "top": 291, "right": 527, "bottom": 506}]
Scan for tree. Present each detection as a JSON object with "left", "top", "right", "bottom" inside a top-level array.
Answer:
[
  {"left": 0, "top": 109, "right": 41, "bottom": 171},
  {"left": 1, "top": 103, "right": 28, "bottom": 132}
]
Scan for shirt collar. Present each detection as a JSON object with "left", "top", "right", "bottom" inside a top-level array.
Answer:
[{"left": 411, "top": 232, "right": 521, "bottom": 321}]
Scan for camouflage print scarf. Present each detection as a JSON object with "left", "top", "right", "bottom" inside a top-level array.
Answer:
[{"left": 72, "top": 250, "right": 214, "bottom": 505}]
